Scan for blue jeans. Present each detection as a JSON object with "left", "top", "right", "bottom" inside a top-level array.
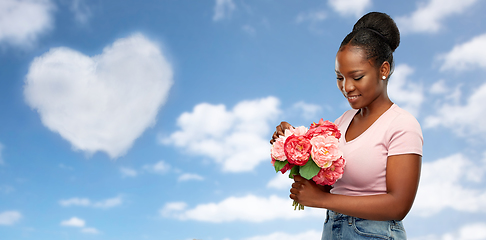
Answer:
[{"left": 322, "top": 210, "right": 407, "bottom": 240}]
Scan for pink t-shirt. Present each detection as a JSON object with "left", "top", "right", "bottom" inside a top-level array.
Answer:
[{"left": 331, "top": 104, "right": 423, "bottom": 196}]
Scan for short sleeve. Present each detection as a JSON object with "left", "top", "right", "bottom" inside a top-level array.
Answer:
[{"left": 387, "top": 112, "right": 423, "bottom": 156}]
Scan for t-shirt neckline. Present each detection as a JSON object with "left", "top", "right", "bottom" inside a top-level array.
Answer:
[{"left": 344, "top": 103, "right": 396, "bottom": 144}]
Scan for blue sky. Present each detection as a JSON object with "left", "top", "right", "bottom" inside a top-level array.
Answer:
[{"left": 1, "top": 0, "right": 486, "bottom": 239}]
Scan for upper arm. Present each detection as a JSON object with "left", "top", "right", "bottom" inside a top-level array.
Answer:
[{"left": 386, "top": 154, "right": 422, "bottom": 219}]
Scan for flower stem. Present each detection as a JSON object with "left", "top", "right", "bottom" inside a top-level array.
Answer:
[{"left": 292, "top": 200, "right": 304, "bottom": 210}]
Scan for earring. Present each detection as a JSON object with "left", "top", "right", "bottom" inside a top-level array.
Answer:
[{"left": 382, "top": 76, "right": 386, "bottom": 80}]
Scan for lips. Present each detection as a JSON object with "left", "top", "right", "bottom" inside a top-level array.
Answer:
[{"left": 346, "top": 94, "right": 361, "bottom": 101}]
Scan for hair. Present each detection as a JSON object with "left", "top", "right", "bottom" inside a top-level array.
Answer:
[{"left": 339, "top": 12, "right": 400, "bottom": 76}]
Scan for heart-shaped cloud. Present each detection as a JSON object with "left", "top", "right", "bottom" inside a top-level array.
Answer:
[{"left": 24, "top": 33, "right": 173, "bottom": 158}]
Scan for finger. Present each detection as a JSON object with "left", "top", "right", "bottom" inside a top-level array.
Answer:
[
  {"left": 289, "top": 193, "right": 297, "bottom": 200},
  {"left": 272, "top": 131, "right": 278, "bottom": 139},
  {"left": 270, "top": 131, "right": 279, "bottom": 144},
  {"left": 276, "top": 125, "right": 283, "bottom": 136},
  {"left": 280, "top": 121, "right": 292, "bottom": 131},
  {"left": 294, "top": 175, "right": 304, "bottom": 182}
]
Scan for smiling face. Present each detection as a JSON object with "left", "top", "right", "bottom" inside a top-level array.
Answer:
[{"left": 335, "top": 45, "right": 388, "bottom": 110}]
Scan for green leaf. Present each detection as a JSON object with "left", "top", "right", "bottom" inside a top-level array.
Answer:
[
  {"left": 299, "top": 158, "right": 320, "bottom": 180},
  {"left": 289, "top": 165, "right": 300, "bottom": 179},
  {"left": 274, "top": 160, "right": 288, "bottom": 173}
]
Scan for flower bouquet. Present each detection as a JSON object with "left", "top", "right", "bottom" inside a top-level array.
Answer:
[{"left": 271, "top": 119, "right": 346, "bottom": 210}]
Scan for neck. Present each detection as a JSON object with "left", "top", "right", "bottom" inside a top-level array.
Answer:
[{"left": 357, "top": 94, "right": 393, "bottom": 118}]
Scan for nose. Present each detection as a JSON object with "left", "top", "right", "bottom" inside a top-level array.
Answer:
[{"left": 342, "top": 78, "right": 355, "bottom": 94}]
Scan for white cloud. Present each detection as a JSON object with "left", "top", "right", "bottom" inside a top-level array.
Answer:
[
  {"left": 59, "top": 196, "right": 123, "bottom": 209},
  {"left": 396, "top": 0, "right": 479, "bottom": 34},
  {"left": 424, "top": 82, "right": 486, "bottom": 137},
  {"left": 267, "top": 173, "right": 293, "bottom": 190},
  {"left": 24, "top": 33, "right": 173, "bottom": 158},
  {"left": 328, "top": 0, "right": 371, "bottom": 18},
  {"left": 410, "top": 222, "right": 486, "bottom": 240},
  {"left": 453, "top": 223, "right": 486, "bottom": 240},
  {"left": 295, "top": 9, "right": 327, "bottom": 34},
  {"left": 388, "top": 64, "right": 424, "bottom": 116},
  {"left": 160, "top": 202, "right": 187, "bottom": 216},
  {"left": 242, "top": 230, "right": 322, "bottom": 240},
  {"left": 59, "top": 197, "right": 90, "bottom": 207},
  {"left": 162, "top": 97, "right": 280, "bottom": 172},
  {"left": 411, "top": 153, "right": 486, "bottom": 217},
  {"left": 81, "top": 227, "right": 100, "bottom": 234},
  {"left": 160, "top": 194, "right": 325, "bottom": 223},
  {"left": 290, "top": 101, "right": 323, "bottom": 120},
  {"left": 295, "top": 10, "right": 327, "bottom": 24},
  {"left": 439, "top": 33, "right": 486, "bottom": 72},
  {"left": 178, "top": 173, "right": 204, "bottom": 182},
  {"left": 142, "top": 160, "right": 170, "bottom": 174},
  {"left": 70, "top": 0, "right": 91, "bottom": 24},
  {"left": 120, "top": 167, "right": 138, "bottom": 178},
  {"left": 0, "top": 0, "right": 55, "bottom": 47},
  {"left": 429, "top": 79, "right": 462, "bottom": 106},
  {"left": 60, "top": 217, "right": 85, "bottom": 227},
  {"left": 213, "top": 0, "right": 235, "bottom": 22},
  {"left": 0, "top": 211, "right": 22, "bottom": 225},
  {"left": 92, "top": 196, "right": 123, "bottom": 208},
  {"left": 429, "top": 79, "right": 449, "bottom": 95},
  {"left": 60, "top": 217, "right": 100, "bottom": 234}
]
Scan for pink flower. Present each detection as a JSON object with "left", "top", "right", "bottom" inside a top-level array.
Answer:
[
  {"left": 284, "top": 135, "right": 311, "bottom": 166},
  {"left": 271, "top": 137, "right": 287, "bottom": 161},
  {"left": 270, "top": 127, "right": 297, "bottom": 161},
  {"left": 309, "top": 135, "right": 343, "bottom": 168},
  {"left": 306, "top": 119, "right": 341, "bottom": 139},
  {"left": 292, "top": 126, "right": 308, "bottom": 136},
  {"left": 312, "top": 157, "right": 346, "bottom": 186}
]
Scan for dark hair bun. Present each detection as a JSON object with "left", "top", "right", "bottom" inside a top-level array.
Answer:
[{"left": 352, "top": 12, "right": 400, "bottom": 52}]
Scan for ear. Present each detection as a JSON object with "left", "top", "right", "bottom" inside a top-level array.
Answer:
[{"left": 380, "top": 61, "right": 391, "bottom": 80}]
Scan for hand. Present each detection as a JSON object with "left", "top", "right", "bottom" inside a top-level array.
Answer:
[
  {"left": 290, "top": 175, "right": 326, "bottom": 208},
  {"left": 270, "top": 121, "right": 292, "bottom": 144}
]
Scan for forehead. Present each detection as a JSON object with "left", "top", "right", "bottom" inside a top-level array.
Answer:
[{"left": 335, "top": 45, "right": 373, "bottom": 72}]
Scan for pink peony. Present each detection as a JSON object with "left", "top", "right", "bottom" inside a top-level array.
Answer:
[
  {"left": 292, "top": 126, "right": 308, "bottom": 136},
  {"left": 309, "top": 135, "right": 343, "bottom": 168},
  {"left": 271, "top": 137, "right": 287, "bottom": 161},
  {"left": 271, "top": 127, "right": 298, "bottom": 161},
  {"left": 284, "top": 135, "right": 311, "bottom": 166},
  {"left": 312, "top": 157, "right": 346, "bottom": 186},
  {"left": 306, "top": 119, "right": 341, "bottom": 139}
]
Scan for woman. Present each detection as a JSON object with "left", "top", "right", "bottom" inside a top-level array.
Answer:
[{"left": 271, "top": 12, "right": 423, "bottom": 239}]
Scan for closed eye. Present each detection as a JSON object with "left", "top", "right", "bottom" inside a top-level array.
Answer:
[{"left": 354, "top": 76, "right": 364, "bottom": 80}]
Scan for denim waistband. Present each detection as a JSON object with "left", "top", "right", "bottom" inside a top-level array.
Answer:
[
  {"left": 327, "top": 210, "right": 348, "bottom": 220},
  {"left": 326, "top": 209, "right": 404, "bottom": 224}
]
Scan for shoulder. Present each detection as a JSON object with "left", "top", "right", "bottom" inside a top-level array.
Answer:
[
  {"left": 385, "top": 104, "right": 423, "bottom": 155},
  {"left": 387, "top": 105, "right": 422, "bottom": 133}
]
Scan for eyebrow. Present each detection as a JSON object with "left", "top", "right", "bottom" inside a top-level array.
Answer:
[{"left": 335, "top": 69, "right": 364, "bottom": 74}]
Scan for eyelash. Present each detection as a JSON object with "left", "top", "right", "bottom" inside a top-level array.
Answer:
[{"left": 336, "top": 76, "right": 363, "bottom": 81}]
